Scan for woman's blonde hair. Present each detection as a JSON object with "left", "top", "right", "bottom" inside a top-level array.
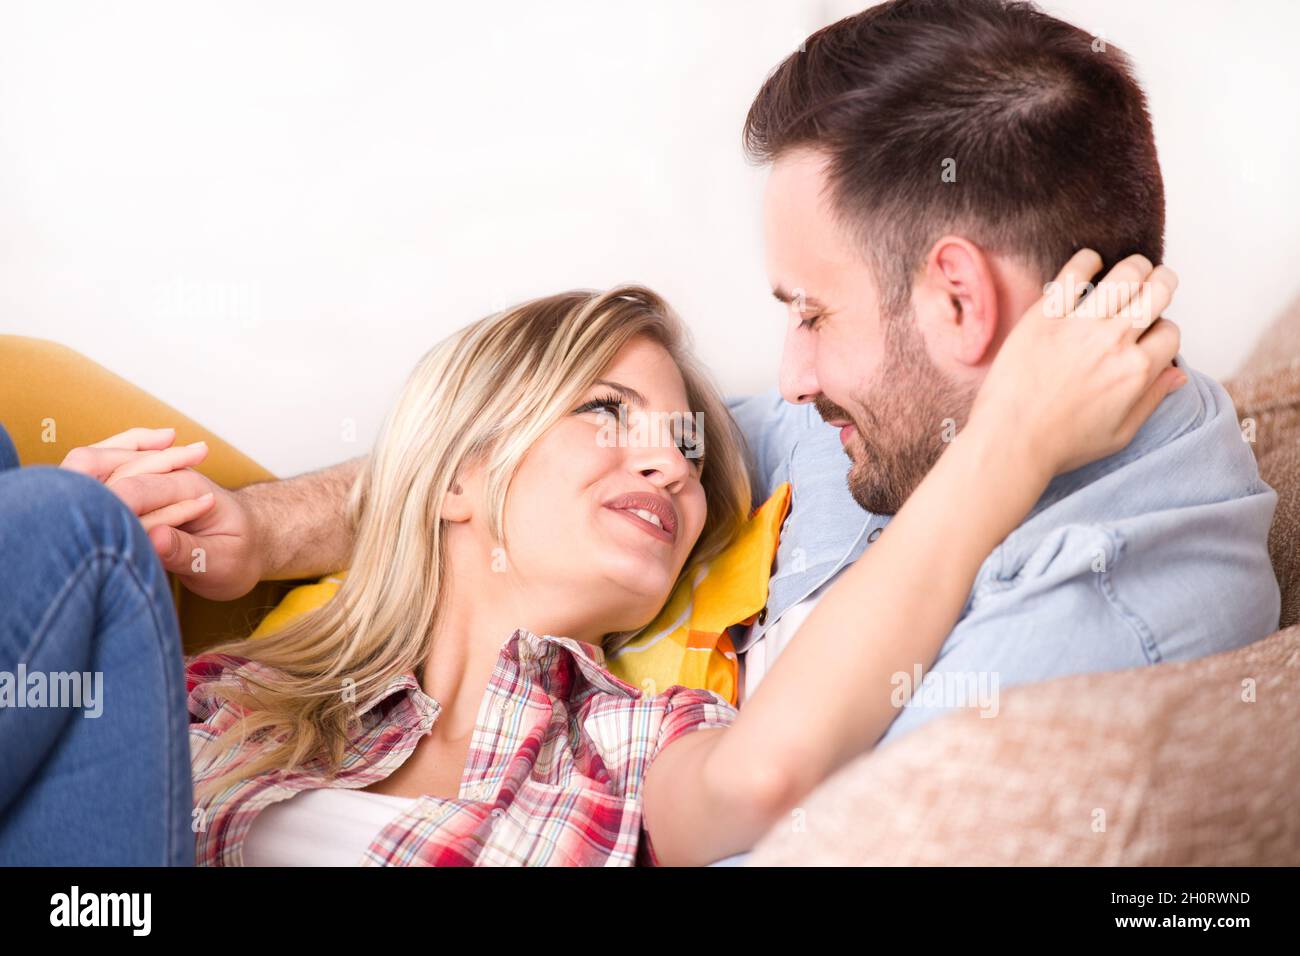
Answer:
[{"left": 192, "top": 285, "right": 751, "bottom": 803}]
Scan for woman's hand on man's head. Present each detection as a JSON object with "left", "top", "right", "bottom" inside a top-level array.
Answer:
[{"left": 966, "top": 249, "right": 1184, "bottom": 482}]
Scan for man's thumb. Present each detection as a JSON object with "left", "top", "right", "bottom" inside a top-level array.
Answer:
[{"left": 148, "top": 524, "right": 201, "bottom": 574}]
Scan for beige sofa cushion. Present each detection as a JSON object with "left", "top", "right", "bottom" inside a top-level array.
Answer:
[
  {"left": 749, "top": 622, "right": 1300, "bottom": 865},
  {"left": 1224, "top": 289, "right": 1300, "bottom": 628}
]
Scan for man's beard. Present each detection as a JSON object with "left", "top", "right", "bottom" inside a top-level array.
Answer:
[{"left": 815, "top": 309, "right": 979, "bottom": 516}]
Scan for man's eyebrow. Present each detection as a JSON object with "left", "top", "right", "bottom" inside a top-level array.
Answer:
[
  {"left": 771, "top": 286, "right": 827, "bottom": 311},
  {"left": 593, "top": 379, "right": 647, "bottom": 409}
]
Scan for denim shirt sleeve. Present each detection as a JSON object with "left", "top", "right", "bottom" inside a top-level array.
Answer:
[
  {"left": 875, "top": 361, "right": 1281, "bottom": 748},
  {"left": 878, "top": 523, "right": 1149, "bottom": 744},
  {"left": 879, "top": 494, "right": 1281, "bottom": 747}
]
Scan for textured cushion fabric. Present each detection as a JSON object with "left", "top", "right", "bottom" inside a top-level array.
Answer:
[
  {"left": 748, "top": 622, "right": 1300, "bottom": 865},
  {"left": 1224, "top": 360, "right": 1300, "bottom": 465},
  {"left": 1223, "top": 299, "right": 1300, "bottom": 630},
  {"left": 1256, "top": 442, "right": 1300, "bottom": 630},
  {"left": 1235, "top": 291, "right": 1300, "bottom": 382}
]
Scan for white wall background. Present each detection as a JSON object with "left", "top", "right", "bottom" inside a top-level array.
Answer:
[{"left": 2, "top": 0, "right": 1297, "bottom": 477}]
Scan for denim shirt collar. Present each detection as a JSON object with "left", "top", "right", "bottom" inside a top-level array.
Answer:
[{"left": 1026, "top": 353, "right": 1204, "bottom": 521}]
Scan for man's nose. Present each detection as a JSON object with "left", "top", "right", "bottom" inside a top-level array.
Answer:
[{"left": 779, "top": 323, "right": 820, "bottom": 405}]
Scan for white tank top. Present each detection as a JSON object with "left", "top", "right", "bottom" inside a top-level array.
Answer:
[
  {"left": 740, "top": 592, "right": 821, "bottom": 705},
  {"left": 243, "top": 787, "right": 420, "bottom": 866}
]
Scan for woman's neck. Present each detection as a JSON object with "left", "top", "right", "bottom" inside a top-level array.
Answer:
[{"left": 417, "top": 546, "right": 604, "bottom": 737}]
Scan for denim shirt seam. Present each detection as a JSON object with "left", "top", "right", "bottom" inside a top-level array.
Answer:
[{"left": 1092, "top": 526, "right": 1162, "bottom": 665}]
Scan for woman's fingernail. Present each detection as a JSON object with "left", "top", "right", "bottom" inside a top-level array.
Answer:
[
  {"left": 188, "top": 440, "right": 207, "bottom": 449},
  {"left": 197, "top": 492, "right": 214, "bottom": 502}
]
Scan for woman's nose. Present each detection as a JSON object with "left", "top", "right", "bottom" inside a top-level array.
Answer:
[{"left": 626, "top": 416, "right": 691, "bottom": 489}]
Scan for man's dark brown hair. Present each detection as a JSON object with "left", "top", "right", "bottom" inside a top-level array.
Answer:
[{"left": 743, "top": 0, "right": 1166, "bottom": 318}]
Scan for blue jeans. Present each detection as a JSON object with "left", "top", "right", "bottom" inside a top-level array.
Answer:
[{"left": 0, "top": 423, "right": 194, "bottom": 865}]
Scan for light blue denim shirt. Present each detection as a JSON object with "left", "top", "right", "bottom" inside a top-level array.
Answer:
[{"left": 725, "top": 352, "right": 1281, "bottom": 747}]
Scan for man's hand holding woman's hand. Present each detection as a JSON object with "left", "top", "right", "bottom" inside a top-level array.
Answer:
[{"left": 59, "top": 427, "right": 267, "bottom": 601}]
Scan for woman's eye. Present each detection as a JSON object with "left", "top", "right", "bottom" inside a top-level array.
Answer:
[
  {"left": 677, "top": 433, "right": 705, "bottom": 469},
  {"left": 575, "top": 396, "right": 624, "bottom": 420},
  {"left": 798, "top": 313, "right": 822, "bottom": 331}
]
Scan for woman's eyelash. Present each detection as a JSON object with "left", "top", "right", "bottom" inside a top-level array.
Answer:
[
  {"left": 798, "top": 312, "right": 822, "bottom": 331},
  {"left": 575, "top": 393, "right": 705, "bottom": 468},
  {"left": 574, "top": 392, "right": 626, "bottom": 416},
  {"left": 682, "top": 438, "right": 706, "bottom": 468}
]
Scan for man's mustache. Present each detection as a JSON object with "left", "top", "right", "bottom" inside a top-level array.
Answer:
[{"left": 814, "top": 395, "right": 855, "bottom": 428}]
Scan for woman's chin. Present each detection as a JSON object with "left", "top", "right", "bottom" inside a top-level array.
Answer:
[{"left": 594, "top": 555, "right": 677, "bottom": 615}]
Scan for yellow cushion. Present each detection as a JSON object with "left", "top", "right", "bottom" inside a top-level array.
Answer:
[
  {"left": 250, "top": 572, "right": 350, "bottom": 639},
  {"left": 605, "top": 482, "right": 790, "bottom": 705},
  {"left": 250, "top": 483, "right": 791, "bottom": 707}
]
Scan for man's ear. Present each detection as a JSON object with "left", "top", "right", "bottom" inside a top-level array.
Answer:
[{"left": 920, "top": 236, "right": 1000, "bottom": 367}]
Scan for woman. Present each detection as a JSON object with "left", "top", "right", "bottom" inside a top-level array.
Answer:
[{"left": 0, "top": 251, "right": 1182, "bottom": 865}]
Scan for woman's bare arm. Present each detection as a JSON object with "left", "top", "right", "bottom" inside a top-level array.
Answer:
[{"left": 643, "top": 422, "right": 1047, "bottom": 864}]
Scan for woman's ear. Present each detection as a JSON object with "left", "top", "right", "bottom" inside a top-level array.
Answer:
[{"left": 439, "top": 474, "right": 474, "bottom": 523}]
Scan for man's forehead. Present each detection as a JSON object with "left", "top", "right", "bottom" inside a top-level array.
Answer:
[
  {"left": 763, "top": 152, "right": 870, "bottom": 303},
  {"left": 763, "top": 149, "right": 837, "bottom": 222}
]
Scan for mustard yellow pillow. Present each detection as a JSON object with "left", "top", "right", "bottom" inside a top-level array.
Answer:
[
  {"left": 250, "top": 573, "right": 349, "bottom": 639},
  {"left": 605, "top": 482, "right": 789, "bottom": 705}
]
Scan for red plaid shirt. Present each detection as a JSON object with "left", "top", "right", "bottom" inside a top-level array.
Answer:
[{"left": 186, "top": 628, "right": 737, "bottom": 866}]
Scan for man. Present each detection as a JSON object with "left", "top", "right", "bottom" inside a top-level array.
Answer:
[{"left": 87, "top": 2, "right": 1279, "bottom": 768}]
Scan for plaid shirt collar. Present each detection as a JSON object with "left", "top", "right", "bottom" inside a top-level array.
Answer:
[{"left": 352, "top": 628, "right": 633, "bottom": 720}]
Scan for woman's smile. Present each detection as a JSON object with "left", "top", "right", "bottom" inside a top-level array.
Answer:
[{"left": 603, "top": 489, "right": 679, "bottom": 545}]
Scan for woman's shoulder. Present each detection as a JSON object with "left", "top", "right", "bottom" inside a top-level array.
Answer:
[
  {"left": 646, "top": 684, "right": 738, "bottom": 751},
  {"left": 184, "top": 650, "right": 278, "bottom": 723},
  {"left": 185, "top": 651, "right": 248, "bottom": 693},
  {"left": 577, "top": 675, "right": 739, "bottom": 755}
]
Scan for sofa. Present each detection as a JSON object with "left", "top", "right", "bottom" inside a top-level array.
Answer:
[{"left": 2, "top": 298, "right": 1297, "bottom": 865}]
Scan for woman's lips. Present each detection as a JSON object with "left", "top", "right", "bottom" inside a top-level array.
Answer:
[{"left": 605, "top": 505, "right": 675, "bottom": 544}]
